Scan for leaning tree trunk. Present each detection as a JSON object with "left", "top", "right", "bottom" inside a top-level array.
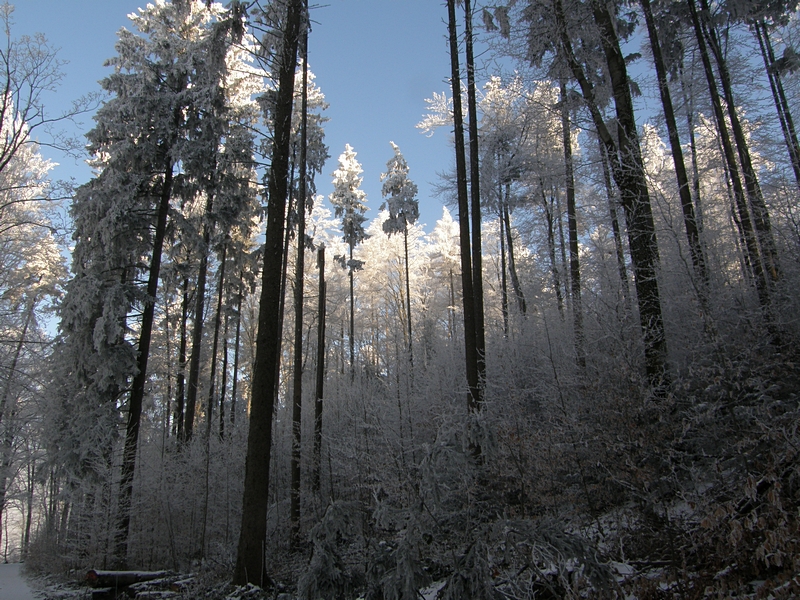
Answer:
[
  {"left": 641, "top": 0, "right": 707, "bottom": 286},
  {"left": 503, "top": 184, "right": 526, "bottom": 315},
  {"left": 234, "top": 0, "right": 303, "bottom": 586},
  {"left": 598, "top": 134, "right": 631, "bottom": 304},
  {"left": 699, "top": 0, "right": 780, "bottom": 285},
  {"left": 557, "top": 0, "right": 668, "bottom": 390},
  {"left": 0, "top": 292, "right": 36, "bottom": 555},
  {"left": 542, "top": 185, "right": 564, "bottom": 317},
  {"left": 687, "top": 0, "right": 769, "bottom": 307},
  {"left": 754, "top": 21, "right": 800, "bottom": 190}
]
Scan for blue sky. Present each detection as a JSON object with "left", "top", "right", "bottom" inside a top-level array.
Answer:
[{"left": 11, "top": 0, "right": 456, "bottom": 231}]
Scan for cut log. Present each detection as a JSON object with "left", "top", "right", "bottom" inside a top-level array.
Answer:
[{"left": 86, "top": 570, "right": 171, "bottom": 588}]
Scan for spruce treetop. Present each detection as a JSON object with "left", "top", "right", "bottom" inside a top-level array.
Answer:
[{"left": 380, "top": 141, "right": 419, "bottom": 236}]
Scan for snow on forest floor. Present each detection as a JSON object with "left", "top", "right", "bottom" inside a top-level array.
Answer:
[{"left": 0, "top": 563, "right": 42, "bottom": 600}]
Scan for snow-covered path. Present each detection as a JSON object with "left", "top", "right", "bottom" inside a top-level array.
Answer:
[{"left": 0, "top": 563, "right": 39, "bottom": 600}]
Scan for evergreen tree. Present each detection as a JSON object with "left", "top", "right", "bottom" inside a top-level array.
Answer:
[
  {"left": 330, "top": 144, "right": 369, "bottom": 372},
  {"left": 381, "top": 142, "right": 419, "bottom": 363}
]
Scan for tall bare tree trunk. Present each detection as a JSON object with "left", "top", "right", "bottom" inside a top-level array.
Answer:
[
  {"left": 641, "top": 0, "right": 707, "bottom": 285},
  {"left": 230, "top": 283, "right": 243, "bottom": 429},
  {"left": 557, "top": 0, "right": 668, "bottom": 390},
  {"left": 313, "top": 245, "right": 326, "bottom": 495},
  {"left": 503, "top": 184, "right": 526, "bottom": 315},
  {"left": 464, "top": 0, "right": 486, "bottom": 405},
  {"left": 234, "top": 0, "right": 303, "bottom": 585},
  {"left": 115, "top": 156, "right": 173, "bottom": 566},
  {"left": 184, "top": 193, "right": 215, "bottom": 442},
  {"left": 687, "top": 0, "right": 768, "bottom": 307},
  {"left": 754, "top": 22, "right": 800, "bottom": 190},
  {"left": 699, "top": 0, "right": 780, "bottom": 284},
  {"left": 560, "top": 81, "right": 585, "bottom": 368},
  {"left": 447, "top": 0, "right": 480, "bottom": 414},
  {"left": 291, "top": 18, "right": 309, "bottom": 543}
]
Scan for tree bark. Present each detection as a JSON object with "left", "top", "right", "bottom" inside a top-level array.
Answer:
[
  {"left": 313, "top": 245, "right": 326, "bottom": 495},
  {"left": 498, "top": 189, "right": 509, "bottom": 336},
  {"left": 641, "top": 0, "right": 708, "bottom": 285},
  {"left": 699, "top": 0, "right": 780, "bottom": 284},
  {"left": 556, "top": 0, "right": 668, "bottom": 390},
  {"left": 464, "top": 0, "right": 486, "bottom": 405},
  {"left": 291, "top": 18, "right": 309, "bottom": 543},
  {"left": 230, "top": 283, "right": 243, "bottom": 429},
  {"left": 542, "top": 185, "right": 564, "bottom": 317},
  {"left": 687, "top": 0, "right": 769, "bottom": 305},
  {"left": 503, "top": 184, "right": 526, "bottom": 315},
  {"left": 175, "top": 277, "right": 189, "bottom": 439},
  {"left": 234, "top": 0, "right": 303, "bottom": 586},
  {"left": 447, "top": 0, "right": 480, "bottom": 413},
  {"left": 183, "top": 192, "right": 215, "bottom": 442},
  {"left": 754, "top": 21, "right": 800, "bottom": 190},
  {"left": 115, "top": 156, "right": 173, "bottom": 566},
  {"left": 598, "top": 135, "right": 630, "bottom": 303},
  {"left": 560, "top": 81, "right": 585, "bottom": 368}
]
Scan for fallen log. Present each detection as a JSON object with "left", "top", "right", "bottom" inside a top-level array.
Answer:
[{"left": 86, "top": 570, "right": 171, "bottom": 588}]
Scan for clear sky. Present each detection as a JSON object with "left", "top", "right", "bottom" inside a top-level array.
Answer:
[{"left": 11, "top": 0, "right": 456, "bottom": 231}]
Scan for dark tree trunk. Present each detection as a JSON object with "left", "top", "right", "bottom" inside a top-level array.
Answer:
[
  {"left": 183, "top": 193, "right": 215, "bottom": 442},
  {"left": 313, "top": 245, "right": 326, "bottom": 495},
  {"left": 498, "top": 191, "right": 509, "bottom": 336},
  {"left": 503, "top": 184, "right": 526, "bottom": 315},
  {"left": 200, "top": 244, "right": 227, "bottom": 557},
  {"left": 641, "top": 0, "right": 708, "bottom": 285},
  {"left": 349, "top": 243, "right": 355, "bottom": 374},
  {"left": 754, "top": 21, "right": 800, "bottom": 189},
  {"left": 403, "top": 224, "right": 413, "bottom": 365},
  {"left": 687, "top": 0, "right": 769, "bottom": 305},
  {"left": 291, "top": 19, "right": 309, "bottom": 543},
  {"left": 464, "top": 0, "right": 486, "bottom": 404},
  {"left": 219, "top": 309, "right": 228, "bottom": 439},
  {"left": 678, "top": 58, "right": 705, "bottom": 238},
  {"left": 557, "top": 0, "right": 668, "bottom": 390},
  {"left": 0, "top": 293, "right": 36, "bottom": 555},
  {"left": 542, "top": 185, "right": 564, "bottom": 317},
  {"left": 175, "top": 278, "right": 189, "bottom": 439},
  {"left": 115, "top": 157, "right": 173, "bottom": 566},
  {"left": 699, "top": 0, "right": 779, "bottom": 284},
  {"left": 598, "top": 135, "right": 630, "bottom": 303},
  {"left": 560, "top": 81, "right": 585, "bottom": 368},
  {"left": 234, "top": 0, "right": 303, "bottom": 586},
  {"left": 206, "top": 245, "right": 227, "bottom": 440},
  {"left": 447, "top": 0, "right": 480, "bottom": 413},
  {"left": 230, "top": 283, "right": 243, "bottom": 429}
]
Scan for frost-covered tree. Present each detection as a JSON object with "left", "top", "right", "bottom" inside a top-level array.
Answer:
[
  {"left": 381, "top": 142, "right": 419, "bottom": 362},
  {"left": 52, "top": 0, "right": 258, "bottom": 566},
  {"left": 0, "top": 120, "right": 64, "bottom": 559},
  {"left": 330, "top": 143, "right": 369, "bottom": 371}
]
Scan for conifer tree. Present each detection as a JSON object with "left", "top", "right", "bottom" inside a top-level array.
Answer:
[
  {"left": 381, "top": 142, "right": 419, "bottom": 363},
  {"left": 330, "top": 144, "right": 369, "bottom": 372}
]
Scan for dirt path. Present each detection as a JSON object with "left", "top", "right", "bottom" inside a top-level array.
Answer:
[{"left": 0, "top": 563, "right": 39, "bottom": 600}]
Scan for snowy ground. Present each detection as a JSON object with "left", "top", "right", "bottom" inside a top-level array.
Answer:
[{"left": 0, "top": 563, "right": 40, "bottom": 600}]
